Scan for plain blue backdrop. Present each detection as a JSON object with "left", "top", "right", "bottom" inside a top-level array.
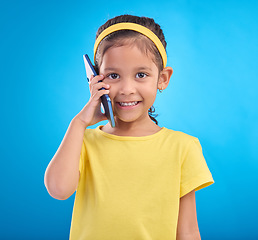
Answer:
[{"left": 1, "top": 0, "right": 257, "bottom": 239}]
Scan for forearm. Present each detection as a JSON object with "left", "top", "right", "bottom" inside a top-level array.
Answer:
[
  {"left": 176, "top": 190, "right": 201, "bottom": 240},
  {"left": 44, "top": 117, "right": 87, "bottom": 200},
  {"left": 177, "top": 231, "right": 201, "bottom": 240}
]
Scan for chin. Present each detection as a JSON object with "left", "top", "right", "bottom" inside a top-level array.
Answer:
[
  {"left": 115, "top": 117, "right": 138, "bottom": 124},
  {"left": 114, "top": 114, "right": 148, "bottom": 125}
]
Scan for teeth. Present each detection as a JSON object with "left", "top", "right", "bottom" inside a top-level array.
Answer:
[{"left": 119, "top": 101, "right": 138, "bottom": 106}]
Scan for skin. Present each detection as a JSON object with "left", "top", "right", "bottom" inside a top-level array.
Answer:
[
  {"left": 177, "top": 190, "right": 201, "bottom": 240},
  {"left": 44, "top": 42, "right": 201, "bottom": 239},
  {"left": 99, "top": 44, "right": 172, "bottom": 136}
]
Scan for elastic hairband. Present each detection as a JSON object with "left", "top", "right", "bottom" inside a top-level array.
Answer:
[{"left": 94, "top": 22, "right": 167, "bottom": 67}]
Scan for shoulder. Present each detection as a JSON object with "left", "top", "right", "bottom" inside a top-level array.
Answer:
[
  {"left": 82, "top": 126, "right": 103, "bottom": 143},
  {"left": 156, "top": 128, "right": 203, "bottom": 160},
  {"left": 161, "top": 128, "right": 199, "bottom": 145}
]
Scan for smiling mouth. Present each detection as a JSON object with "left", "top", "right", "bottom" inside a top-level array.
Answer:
[{"left": 118, "top": 101, "right": 140, "bottom": 107}]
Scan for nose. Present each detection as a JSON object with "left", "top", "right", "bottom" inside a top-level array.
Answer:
[{"left": 119, "top": 77, "right": 136, "bottom": 95}]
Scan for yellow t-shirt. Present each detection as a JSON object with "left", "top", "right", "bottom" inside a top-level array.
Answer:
[{"left": 69, "top": 126, "right": 214, "bottom": 240}]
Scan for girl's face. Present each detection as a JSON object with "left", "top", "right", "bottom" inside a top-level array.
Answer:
[{"left": 99, "top": 44, "right": 160, "bottom": 126}]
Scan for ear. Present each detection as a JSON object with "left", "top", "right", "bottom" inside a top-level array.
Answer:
[{"left": 157, "top": 67, "right": 173, "bottom": 91}]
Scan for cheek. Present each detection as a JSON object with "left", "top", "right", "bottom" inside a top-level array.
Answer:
[
  {"left": 106, "top": 80, "right": 158, "bottom": 99},
  {"left": 106, "top": 84, "right": 117, "bottom": 99},
  {"left": 146, "top": 82, "right": 158, "bottom": 94},
  {"left": 142, "top": 85, "right": 158, "bottom": 104},
  {"left": 148, "top": 82, "right": 159, "bottom": 97}
]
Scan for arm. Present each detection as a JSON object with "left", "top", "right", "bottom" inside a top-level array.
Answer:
[
  {"left": 44, "top": 117, "right": 87, "bottom": 200},
  {"left": 44, "top": 75, "right": 109, "bottom": 200},
  {"left": 176, "top": 190, "right": 201, "bottom": 240}
]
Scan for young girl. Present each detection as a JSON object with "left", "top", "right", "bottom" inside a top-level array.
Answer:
[{"left": 44, "top": 14, "right": 214, "bottom": 240}]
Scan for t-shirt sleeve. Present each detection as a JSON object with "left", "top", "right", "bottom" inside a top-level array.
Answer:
[
  {"left": 76, "top": 133, "right": 88, "bottom": 192},
  {"left": 180, "top": 137, "right": 214, "bottom": 198},
  {"left": 79, "top": 138, "right": 87, "bottom": 174}
]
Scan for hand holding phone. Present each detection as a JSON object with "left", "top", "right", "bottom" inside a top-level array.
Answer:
[{"left": 83, "top": 54, "right": 115, "bottom": 128}]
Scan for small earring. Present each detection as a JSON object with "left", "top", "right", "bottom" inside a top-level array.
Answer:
[{"left": 159, "top": 87, "right": 163, "bottom": 93}]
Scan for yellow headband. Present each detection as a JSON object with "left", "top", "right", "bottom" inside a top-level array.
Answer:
[{"left": 94, "top": 22, "right": 167, "bottom": 67}]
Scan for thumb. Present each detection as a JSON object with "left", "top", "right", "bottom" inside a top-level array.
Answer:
[{"left": 98, "top": 112, "right": 108, "bottom": 122}]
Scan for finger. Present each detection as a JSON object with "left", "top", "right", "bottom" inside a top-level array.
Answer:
[
  {"left": 90, "top": 82, "right": 110, "bottom": 96},
  {"left": 89, "top": 75, "right": 105, "bottom": 92},
  {"left": 99, "top": 113, "right": 108, "bottom": 122},
  {"left": 89, "top": 74, "right": 105, "bottom": 86},
  {"left": 95, "top": 89, "right": 110, "bottom": 98},
  {"left": 89, "top": 74, "right": 94, "bottom": 81},
  {"left": 91, "top": 81, "right": 110, "bottom": 91},
  {"left": 88, "top": 89, "right": 110, "bottom": 112},
  {"left": 91, "top": 89, "right": 110, "bottom": 102}
]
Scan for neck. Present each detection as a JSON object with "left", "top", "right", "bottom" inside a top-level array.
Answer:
[{"left": 102, "top": 117, "right": 161, "bottom": 137}]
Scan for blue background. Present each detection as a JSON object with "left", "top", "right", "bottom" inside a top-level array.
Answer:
[{"left": 1, "top": 0, "right": 257, "bottom": 239}]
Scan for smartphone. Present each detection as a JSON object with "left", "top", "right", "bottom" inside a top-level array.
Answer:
[{"left": 83, "top": 54, "right": 115, "bottom": 128}]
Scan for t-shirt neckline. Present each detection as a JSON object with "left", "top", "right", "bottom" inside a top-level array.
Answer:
[{"left": 96, "top": 125, "right": 166, "bottom": 141}]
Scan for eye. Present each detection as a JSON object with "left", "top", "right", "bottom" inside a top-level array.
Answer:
[
  {"left": 136, "top": 72, "right": 147, "bottom": 79},
  {"left": 107, "top": 73, "right": 120, "bottom": 79}
]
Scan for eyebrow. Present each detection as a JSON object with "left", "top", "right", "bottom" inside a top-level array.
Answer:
[
  {"left": 103, "top": 66, "right": 153, "bottom": 71},
  {"left": 103, "top": 67, "right": 118, "bottom": 71}
]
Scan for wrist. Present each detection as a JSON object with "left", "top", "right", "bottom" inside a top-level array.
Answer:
[{"left": 71, "top": 116, "right": 89, "bottom": 130}]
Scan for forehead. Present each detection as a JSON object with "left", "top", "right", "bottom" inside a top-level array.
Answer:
[
  {"left": 100, "top": 44, "right": 157, "bottom": 70},
  {"left": 99, "top": 37, "right": 159, "bottom": 68}
]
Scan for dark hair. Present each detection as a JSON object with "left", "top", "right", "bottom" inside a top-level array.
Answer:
[{"left": 95, "top": 14, "right": 167, "bottom": 125}]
